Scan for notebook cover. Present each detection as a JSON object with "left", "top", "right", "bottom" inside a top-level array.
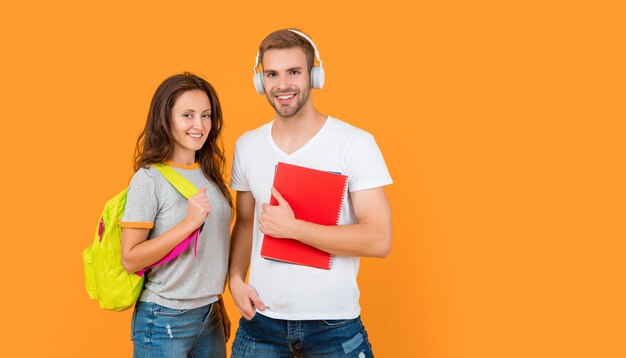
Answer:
[{"left": 260, "top": 162, "right": 348, "bottom": 269}]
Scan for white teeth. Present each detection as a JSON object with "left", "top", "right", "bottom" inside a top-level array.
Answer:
[
  {"left": 188, "top": 133, "right": 202, "bottom": 138},
  {"left": 278, "top": 95, "right": 294, "bottom": 100}
]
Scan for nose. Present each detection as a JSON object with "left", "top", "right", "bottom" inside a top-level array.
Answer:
[
  {"left": 192, "top": 114, "right": 203, "bottom": 128},
  {"left": 277, "top": 74, "right": 290, "bottom": 90}
]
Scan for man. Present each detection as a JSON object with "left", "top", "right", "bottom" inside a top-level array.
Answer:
[{"left": 229, "top": 28, "right": 393, "bottom": 357}]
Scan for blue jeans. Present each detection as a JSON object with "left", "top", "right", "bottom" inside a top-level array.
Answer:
[
  {"left": 131, "top": 300, "right": 226, "bottom": 358},
  {"left": 231, "top": 313, "right": 374, "bottom": 357}
]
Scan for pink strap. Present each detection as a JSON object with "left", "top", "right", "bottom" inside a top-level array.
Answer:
[{"left": 135, "top": 225, "right": 202, "bottom": 277}]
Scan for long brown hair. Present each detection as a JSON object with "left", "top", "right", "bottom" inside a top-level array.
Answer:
[{"left": 133, "top": 72, "right": 233, "bottom": 208}]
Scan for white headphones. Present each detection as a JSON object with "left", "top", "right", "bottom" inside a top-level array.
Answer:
[{"left": 253, "top": 29, "right": 325, "bottom": 95}]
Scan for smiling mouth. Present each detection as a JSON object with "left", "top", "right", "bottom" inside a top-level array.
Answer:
[
  {"left": 275, "top": 93, "right": 297, "bottom": 105},
  {"left": 187, "top": 133, "right": 203, "bottom": 138}
]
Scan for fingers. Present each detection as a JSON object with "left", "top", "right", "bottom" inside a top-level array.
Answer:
[
  {"left": 258, "top": 209, "right": 265, "bottom": 226},
  {"left": 238, "top": 301, "right": 255, "bottom": 321},
  {"left": 234, "top": 290, "right": 255, "bottom": 320},
  {"left": 190, "top": 188, "right": 210, "bottom": 207},
  {"left": 187, "top": 187, "right": 211, "bottom": 228},
  {"left": 235, "top": 286, "right": 267, "bottom": 321},
  {"left": 190, "top": 200, "right": 212, "bottom": 217},
  {"left": 190, "top": 187, "right": 208, "bottom": 200},
  {"left": 250, "top": 291, "right": 267, "bottom": 311},
  {"left": 259, "top": 204, "right": 269, "bottom": 232}
]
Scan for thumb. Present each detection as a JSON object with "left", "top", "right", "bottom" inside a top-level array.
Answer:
[
  {"left": 199, "top": 187, "right": 207, "bottom": 194},
  {"left": 271, "top": 187, "right": 287, "bottom": 206}
]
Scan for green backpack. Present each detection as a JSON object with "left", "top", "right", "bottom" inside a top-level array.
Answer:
[{"left": 82, "top": 164, "right": 199, "bottom": 311}]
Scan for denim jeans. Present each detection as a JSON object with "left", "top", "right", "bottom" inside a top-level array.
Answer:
[
  {"left": 231, "top": 313, "right": 374, "bottom": 357},
  {"left": 131, "top": 300, "right": 226, "bottom": 358}
]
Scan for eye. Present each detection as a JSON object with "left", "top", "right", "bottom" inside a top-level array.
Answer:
[
  {"left": 202, "top": 113, "right": 211, "bottom": 119},
  {"left": 290, "top": 70, "right": 301, "bottom": 75},
  {"left": 266, "top": 72, "right": 276, "bottom": 78},
  {"left": 182, "top": 113, "right": 193, "bottom": 118}
]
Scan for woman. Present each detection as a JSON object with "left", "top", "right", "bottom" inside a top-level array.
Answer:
[{"left": 120, "top": 72, "right": 232, "bottom": 357}]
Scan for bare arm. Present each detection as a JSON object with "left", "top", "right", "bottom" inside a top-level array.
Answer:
[
  {"left": 259, "top": 186, "right": 392, "bottom": 257},
  {"left": 120, "top": 188, "right": 211, "bottom": 273},
  {"left": 228, "top": 191, "right": 266, "bottom": 320}
]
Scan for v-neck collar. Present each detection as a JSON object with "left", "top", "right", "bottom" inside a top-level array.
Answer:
[{"left": 267, "top": 117, "right": 331, "bottom": 159}]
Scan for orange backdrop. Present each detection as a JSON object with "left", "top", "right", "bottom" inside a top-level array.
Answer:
[{"left": 1, "top": 1, "right": 625, "bottom": 357}]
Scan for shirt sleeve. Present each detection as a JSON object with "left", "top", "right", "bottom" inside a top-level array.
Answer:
[
  {"left": 346, "top": 132, "right": 393, "bottom": 192},
  {"left": 230, "top": 139, "right": 250, "bottom": 191},
  {"left": 120, "top": 168, "right": 158, "bottom": 228}
]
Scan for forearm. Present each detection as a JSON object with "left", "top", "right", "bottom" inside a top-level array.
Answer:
[
  {"left": 121, "top": 219, "right": 198, "bottom": 273},
  {"left": 261, "top": 186, "right": 392, "bottom": 258},
  {"left": 228, "top": 219, "right": 253, "bottom": 285},
  {"left": 291, "top": 220, "right": 391, "bottom": 257}
]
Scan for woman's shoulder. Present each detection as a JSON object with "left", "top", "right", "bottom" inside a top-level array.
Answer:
[
  {"left": 131, "top": 165, "right": 155, "bottom": 179},
  {"left": 128, "top": 165, "right": 165, "bottom": 189}
]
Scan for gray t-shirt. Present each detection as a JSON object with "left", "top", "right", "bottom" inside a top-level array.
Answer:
[{"left": 121, "top": 164, "right": 231, "bottom": 309}]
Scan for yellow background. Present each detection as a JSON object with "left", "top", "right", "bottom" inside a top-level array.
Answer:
[{"left": 1, "top": 1, "right": 625, "bottom": 357}]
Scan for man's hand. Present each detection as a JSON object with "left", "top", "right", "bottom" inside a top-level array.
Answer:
[
  {"left": 229, "top": 278, "right": 267, "bottom": 321},
  {"left": 259, "top": 187, "right": 297, "bottom": 238}
]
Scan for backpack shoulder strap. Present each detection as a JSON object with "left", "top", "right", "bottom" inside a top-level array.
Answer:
[{"left": 152, "top": 163, "right": 199, "bottom": 199}]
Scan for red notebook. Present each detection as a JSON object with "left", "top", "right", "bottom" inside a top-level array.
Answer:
[{"left": 260, "top": 162, "right": 348, "bottom": 269}]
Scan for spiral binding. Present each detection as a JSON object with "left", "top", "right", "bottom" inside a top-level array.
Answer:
[
  {"left": 336, "top": 176, "right": 348, "bottom": 225},
  {"left": 328, "top": 175, "right": 349, "bottom": 269}
]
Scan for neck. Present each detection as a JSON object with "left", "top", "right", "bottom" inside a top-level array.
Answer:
[
  {"left": 273, "top": 110, "right": 326, "bottom": 135},
  {"left": 169, "top": 150, "right": 196, "bottom": 166},
  {"left": 271, "top": 109, "right": 328, "bottom": 155}
]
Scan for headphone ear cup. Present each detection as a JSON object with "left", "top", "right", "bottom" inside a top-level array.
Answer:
[
  {"left": 254, "top": 72, "right": 265, "bottom": 95},
  {"left": 310, "top": 66, "right": 325, "bottom": 89}
]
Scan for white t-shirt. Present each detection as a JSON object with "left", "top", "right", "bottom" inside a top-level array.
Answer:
[{"left": 230, "top": 117, "right": 392, "bottom": 320}]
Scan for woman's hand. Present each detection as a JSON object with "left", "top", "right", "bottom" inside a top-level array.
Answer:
[{"left": 186, "top": 188, "right": 211, "bottom": 229}]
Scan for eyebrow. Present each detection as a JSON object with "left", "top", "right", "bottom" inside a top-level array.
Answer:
[
  {"left": 182, "top": 109, "right": 212, "bottom": 113},
  {"left": 263, "top": 66, "right": 304, "bottom": 73}
]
